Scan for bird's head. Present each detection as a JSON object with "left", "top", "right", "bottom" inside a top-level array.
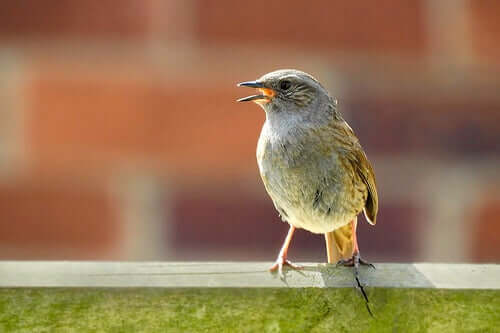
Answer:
[{"left": 237, "top": 69, "right": 335, "bottom": 126}]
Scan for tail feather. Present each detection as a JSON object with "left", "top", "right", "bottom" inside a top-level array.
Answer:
[{"left": 324, "top": 219, "right": 355, "bottom": 263}]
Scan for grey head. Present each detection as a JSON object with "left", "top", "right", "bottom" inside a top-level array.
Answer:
[{"left": 237, "top": 69, "right": 338, "bottom": 128}]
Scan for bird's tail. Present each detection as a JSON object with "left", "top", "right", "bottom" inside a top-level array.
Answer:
[{"left": 324, "top": 218, "right": 356, "bottom": 264}]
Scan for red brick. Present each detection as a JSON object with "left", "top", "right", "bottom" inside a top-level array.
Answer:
[
  {"left": 345, "top": 97, "right": 500, "bottom": 155},
  {"left": 472, "top": 189, "right": 500, "bottom": 262},
  {"left": 24, "top": 61, "right": 264, "bottom": 180},
  {"left": 0, "top": 175, "right": 119, "bottom": 259},
  {"left": 469, "top": 0, "right": 500, "bottom": 65},
  {"left": 0, "top": 0, "right": 153, "bottom": 40},
  {"left": 196, "top": 0, "right": 427, "bottom": 54}
]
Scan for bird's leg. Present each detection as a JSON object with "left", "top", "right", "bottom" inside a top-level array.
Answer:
[
  {"left": 336, "top": 219, "right": 375, "bottom": 270},
  {"left": 270, "top": 225, "right": 302, "bottom": 279},
  {"left": 324, "top": 231, "right": 336, "bottom": 264}
]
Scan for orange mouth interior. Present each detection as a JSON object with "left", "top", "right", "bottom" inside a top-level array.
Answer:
[
  {"left": 254, "top": 88, "right": 275, "bottom": 104},
  {"left": 258, "top": 88, "right": 275, "bottom": 98}
]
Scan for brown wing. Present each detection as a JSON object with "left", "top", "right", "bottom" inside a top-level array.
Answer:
[{"left": 335, "top": 120, "right": 379, "bottom": 225}]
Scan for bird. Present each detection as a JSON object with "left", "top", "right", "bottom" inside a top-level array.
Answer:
[{"left": 237, "top": 69, "right": 378, "bottom": 283}]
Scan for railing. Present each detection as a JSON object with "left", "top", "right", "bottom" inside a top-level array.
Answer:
[
  {"left": 0, "top": 262, "right": 498, "bottom": 289},
  {"left": 0, "top": 262, "right": 498, "bottom": 332}
]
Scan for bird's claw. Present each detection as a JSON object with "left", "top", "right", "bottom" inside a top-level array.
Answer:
[
  {"left": 269, "top": 257, "right": 302, "bottom": 280},
  {"left": 336, "top": 254, "right": 375, "bottom": 271}
]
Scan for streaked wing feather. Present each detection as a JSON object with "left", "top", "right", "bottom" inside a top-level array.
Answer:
[{"left": 338, "top": 121, "right": 379, "bottom": 225}]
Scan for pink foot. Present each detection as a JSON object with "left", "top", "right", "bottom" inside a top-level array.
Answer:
[{"left": 269, "top": 257, "right": 302, "bottom": 279}]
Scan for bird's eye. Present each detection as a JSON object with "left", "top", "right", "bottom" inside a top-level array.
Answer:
[{"left": 279, "top": 80, "right": 291, "bottom": 91}]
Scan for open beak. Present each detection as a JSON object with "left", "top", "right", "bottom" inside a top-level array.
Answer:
[{"left": 237, "top": 81, "right": 275, "bottom": 103}]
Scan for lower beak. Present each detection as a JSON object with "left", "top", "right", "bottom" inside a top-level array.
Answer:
[{"left": 237, "top": 94, "right": 268, "bottom": 102}]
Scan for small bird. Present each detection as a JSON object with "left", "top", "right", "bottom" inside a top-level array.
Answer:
[{"left": 237, "top": 69, "right": 378, "bottom": 283}]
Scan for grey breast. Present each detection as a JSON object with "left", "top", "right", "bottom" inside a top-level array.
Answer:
[{"left": 257, "top": 123, "right": 363, "bottom": 228}]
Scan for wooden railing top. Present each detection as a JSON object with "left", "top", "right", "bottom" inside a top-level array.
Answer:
[{"left": 0, "top": 261, "right": 498, "bottom": 289}]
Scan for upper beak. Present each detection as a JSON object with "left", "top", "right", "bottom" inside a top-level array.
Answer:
[
  {"left": 237, "top": 81, "right": 264, "bottom": 88},
  {"left": 236, "top": 80, "right": 274, "bottom": 103}
]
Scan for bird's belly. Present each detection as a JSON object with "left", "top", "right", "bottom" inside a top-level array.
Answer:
[
  {"left": 261, "top": 162, "right": 355, "bottom": 234},
  {"left": 272, "top": 195, "right": 352, "bottom": 234}
]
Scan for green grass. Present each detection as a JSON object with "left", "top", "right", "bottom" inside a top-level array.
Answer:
[{"left": 0, "top": 288, "right": 498, "bottom": 332}]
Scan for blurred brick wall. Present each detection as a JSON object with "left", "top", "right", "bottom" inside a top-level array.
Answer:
[{"left": 0, "top": 1, "right": 498, "bottom": 262}]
